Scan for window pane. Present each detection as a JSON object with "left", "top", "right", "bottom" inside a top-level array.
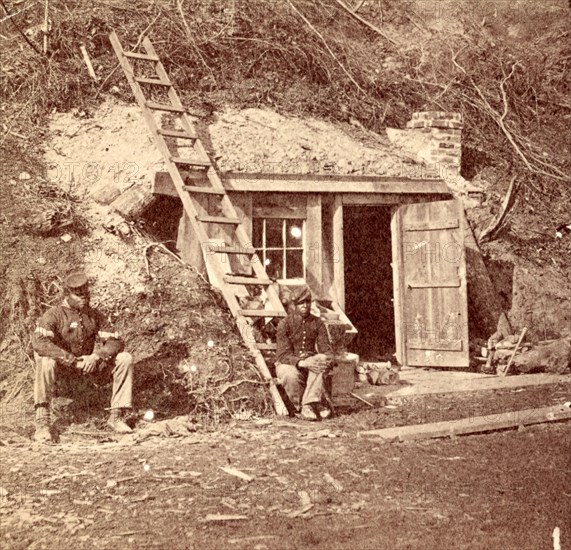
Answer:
[
  {"left": 265, "top": 249, "right": 284, "bottom": 280},
  {"left": 286, "top": 219, "right": 303, "bottom": 247},
  {"left": 286, "top": 250, "right": 304, "bottom": 279},
  {"left": 252, "top": 218, "right": 263, "bottom": 248},
  {"left": 265, "top": 219, "right": 283, "bottom": 248}
]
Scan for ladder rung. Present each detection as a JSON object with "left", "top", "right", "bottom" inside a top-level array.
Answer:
[
  {"left": 123, "top": 51, "right": 159, "bottom": 61},
  {"left": 171, "top": 156, "right": 211, "bottom": 167},
  {"left": 239, "top": 310, "right": 287, "bottom": 318},
  {"left": 146, "top": 101, "right": 186, "bottom": 113},
  {"left": 208, "top": 246, "right": 255, "bottom": 255},
  {"left": 158, "top": 128, "right": 197, "bottom": 140},
  {"left": 224, "top": 276, "right": 272, "bottom": 285},
  {"left": 197, "top": 216, "right": 240, "bottom": 225},
  {"left": 135, "top": 76, "right": 172, "bottom": 86},
  {"left": 256, "top": 343, "right": 277, "bottom": 351},
  {"left": 184, "top": 185, "right": 225, "bottom": 195}
]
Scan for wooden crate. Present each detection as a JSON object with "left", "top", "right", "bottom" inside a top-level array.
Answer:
[{"left": 331, "top": 352, "right": 359, "bottom": 398}]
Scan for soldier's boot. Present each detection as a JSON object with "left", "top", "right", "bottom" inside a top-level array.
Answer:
[
  {"left": 107, "top": 408, "right": 133, "bottom": 434},
  {"left": 34, "top": 405, "right": 54, "bottom": 443}
]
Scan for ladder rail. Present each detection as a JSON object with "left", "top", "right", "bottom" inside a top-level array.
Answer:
[
  {"left": 109, "top": 31, "right": 289, "bottom": 415},
  {"left": 139, "top": 36, "right": 285, "bottom": 313}
]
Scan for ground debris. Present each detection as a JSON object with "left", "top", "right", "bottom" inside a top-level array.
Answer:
[
  {"left": 219, "top": 466, "right": 255, "bottom": 482},
  {"left": 323, "top": 473, "right": 343, "bottom": 492},
  {"left": 201, "top": 514, "right": 249, "bottom": 522}
]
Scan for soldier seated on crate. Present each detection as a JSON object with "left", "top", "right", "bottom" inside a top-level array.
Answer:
[
  {"left": 275, "top": 285, "right": 333, "bottom": 421},
  {"left": 31, "top": 271, "right": 134, "bottom": 443}
]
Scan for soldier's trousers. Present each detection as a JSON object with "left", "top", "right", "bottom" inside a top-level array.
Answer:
[
  {"left": 275, "top": 363, "right": 331, "bottom": 409},
  {"left": 34, "top": 352, "right": 134, "bottom": 410}
]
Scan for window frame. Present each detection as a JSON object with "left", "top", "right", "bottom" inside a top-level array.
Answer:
[{"left": 253, "top": 217, "right": 306, "bottom": 281}]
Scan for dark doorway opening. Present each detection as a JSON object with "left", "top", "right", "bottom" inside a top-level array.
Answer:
[{"left": 344, "top": 206, "right": 395, "bottom": 361}]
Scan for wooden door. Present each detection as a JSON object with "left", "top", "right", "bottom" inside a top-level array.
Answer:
[{"left": 392, "top": 200, "right": 469, "bottom": 368}]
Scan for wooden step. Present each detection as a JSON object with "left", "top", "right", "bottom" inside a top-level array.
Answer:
[
  {"left": 183, "top": 185, "right": 225, "bottom": 195},
  {"left": 197, "top": 216, "right": 240, "bottom": 225},
  {"left": 135, "top": 76, "right": 171, "bottom": 86},
  {"left": 256, "top": 343, "right": 277, "bottom": 351},
  {"left": 123, "top": 51, "right": 159, "bottom": 61},
  {"left": 171, "top": 156, "right": 211, "bottom": 168},
  {"left": 146, "top": 101, "right": 186, "bottom": 113},
  {"left": 158, "top": 128, "right": 196, "bottom": 140},
  {"left": 224, "top": 276, "right": 272, "bottom": 285},
  {"left": 239, "top": 310, "right": 287, "bottom": 318}
]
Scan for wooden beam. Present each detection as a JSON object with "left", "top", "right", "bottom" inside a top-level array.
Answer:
[
  {"left": 391, "top": 207, "right": 406, "bottom": 367},
  {"left": 359, "top": 404, "right": 571, "bottom": 441},
  {"left": 332, "top": 194, "right": 345, "bottom": 310},
  {"left": 153, "top": 172, "right": 450, "bottom": 196},
  {"left": 305, "top": 194, "right": 323, "bottom": 297},
  {"left": 227, "top": 175, "right": 450, "bottom": 194},
  {"left": 252, "top": 206, "right": 306, "bottom": 219},
  {"left": 342, "top": 194, "right": 449, "bottom": 205}
]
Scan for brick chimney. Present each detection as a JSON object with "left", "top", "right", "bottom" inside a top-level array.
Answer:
[{"left": 406, "top": 111, "right": 463, "bottom": 173}]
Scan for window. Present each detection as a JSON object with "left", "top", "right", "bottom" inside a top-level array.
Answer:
[{"left": 252, "top": 218, "right": 305, "bottom": 280}]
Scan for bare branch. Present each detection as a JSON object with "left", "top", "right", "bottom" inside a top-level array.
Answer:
[
  {"left": 499, "top": 62, "right": 521, "bottom": 123},
  {"left": 449, "top": 54, "right": 569, "bottom": 184},
  {"left": 332, "top": 0, "right": 397, "bottom": 46},
  {"left": 0, "top": 0, "right": 43, "bottom": 56},
  {"left": 286, "top": 0, "right": 367, "bottom": 95},
  {"left": 479, "top": 175, "right": 519, "bottom": 243}
]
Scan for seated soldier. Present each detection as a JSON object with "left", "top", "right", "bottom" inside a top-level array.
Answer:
[
  {"left": 31, "top": 270, "right": 134, "bottom": 443},
  {"left": 275, "top": 285, "right": 333, "bottom": 420}
]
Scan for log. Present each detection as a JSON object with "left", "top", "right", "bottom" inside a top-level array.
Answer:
[
  {"left": 109, "top": 182, "right": 156, "bottom": 219},
  {"left": 91, "top": 181, "right": 123, "bottom": 205},
  {"left": 464, "top": 222, "right": 512, "bottom": 339},
  {"left": 512, "top": 337, "right": 571, "bottom": 374},
  {"left": 360, "top": 404, "right": 571, "bottom": 441}
]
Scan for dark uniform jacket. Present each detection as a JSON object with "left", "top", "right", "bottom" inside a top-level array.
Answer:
[
  {"left": 275, "top": 312, "right": 332, "bottom": 367},
  {"left": 32, "top": 299, "right": 123, "bottom": 364}
]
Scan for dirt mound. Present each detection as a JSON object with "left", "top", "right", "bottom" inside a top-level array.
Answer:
[{"left": 208, "top": 107, "right": 411, "bottom": 176}]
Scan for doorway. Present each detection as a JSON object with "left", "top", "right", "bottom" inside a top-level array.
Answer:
[{"left": 343, "top": 205, "right": 395, "bottom": 361}]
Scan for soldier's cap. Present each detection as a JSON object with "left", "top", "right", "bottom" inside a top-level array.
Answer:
[
  {"left": 64, "top": 271, "right": 89, "bottom": 291},
  {"left": 291, "top": 285, "right": 312, "bottom": 304}
]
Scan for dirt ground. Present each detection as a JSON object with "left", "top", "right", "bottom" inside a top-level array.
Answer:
[{"left": 1, "top": 382, "right": 570, "bottom": 550}]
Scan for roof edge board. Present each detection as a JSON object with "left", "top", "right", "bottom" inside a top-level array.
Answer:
[{"left": 153, "top": 171, "right": 450, "bottom": 196}]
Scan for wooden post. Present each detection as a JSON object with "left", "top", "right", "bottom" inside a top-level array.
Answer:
[
  {"left": 332, "top": 195, "right": 345, "bottom": 309},
  {"left": 391, "top": 206, "right": 406, "bottom": 367},
  {"left": 43, "top": 0, "right": 49, "bottom": 54},
  {"left": 177, "top": 212, "right": 206, "bottom": 273},
  {"left": 305, "top": 194, "right": 322, "bottom": 296},
  {"left": 227, "top": 193, "right": 252, "bottom": 275}
]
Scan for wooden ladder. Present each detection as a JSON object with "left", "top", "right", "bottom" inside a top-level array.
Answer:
[{"left": 109, "top": 31, "right": 288, "bottom": 415}]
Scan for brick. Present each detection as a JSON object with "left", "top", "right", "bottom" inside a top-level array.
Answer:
[
  {"left": 438, "top": 142, "right": 456, "bottom": 149},
  {"left": 412, "top": 111, "right": 462, "bottom": 122},
  {"left": 431, "top": 128, "right": 462, "bottom": 136},
  {"left": 430, "top": 119, "right": 463, "bottom": 129},
  {"left": 406, "top": 119, "right": 463, "bottom": 130},
  {"left": 432, "top": 133, "right": 461, "bottom": 142}
]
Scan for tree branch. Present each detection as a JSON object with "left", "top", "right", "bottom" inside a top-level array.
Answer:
[
  {"left": 479, "top": 175, "right": 519, "bottom": 243},
  {"left": 0, "top": 0, "right": 43, "bottom": 56},
  {"left": 286, "top": 0, "right": 366, "bottom": 95},
  {"left": 332, "top": 0, "right": 397, "bottom": 46}
]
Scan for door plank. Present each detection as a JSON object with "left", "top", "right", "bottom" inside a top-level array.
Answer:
[{"left": 396, "top": 199, "right": 469, "bottom": 368}]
